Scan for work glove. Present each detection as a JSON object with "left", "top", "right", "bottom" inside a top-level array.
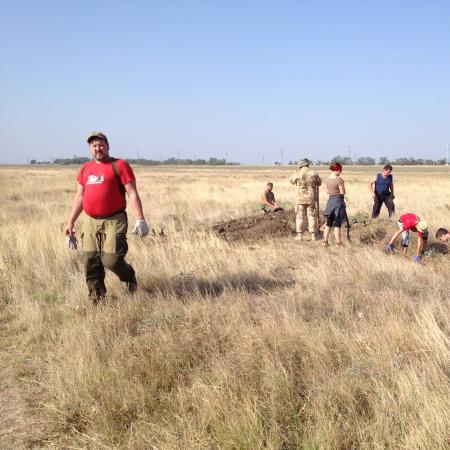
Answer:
[
  {"left": 132, "top": 219, "right": 150, "bottom": 237},
  {"left": 386, "top": 244, "right": 394, "bottom": 253},
  {"left": 412, "top": 255, "right": 421, "bottom": 263},
  {"left": 67, "top": 235, "right": 78, "bottom": 250}
]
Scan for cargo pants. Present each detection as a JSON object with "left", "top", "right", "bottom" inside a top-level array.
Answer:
[
  {"left": 81, "top": 211, "right": 136, "bottom": 300},
  {"left": 296, "top": 203, "right": 318, "bottom": 234}
]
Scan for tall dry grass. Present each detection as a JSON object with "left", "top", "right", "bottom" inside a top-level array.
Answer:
[{"left": 0, "top": 164, "right": 449, "bottom": 449}]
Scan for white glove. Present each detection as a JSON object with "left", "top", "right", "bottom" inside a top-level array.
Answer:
[{"left": 132, "top": 219, "right": 150, "bottom": 237}]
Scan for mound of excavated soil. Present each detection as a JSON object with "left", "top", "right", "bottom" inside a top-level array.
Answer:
[
  {"left": 212, "top": 209, "right": 328, "bottom": 242},
  {"left": 212, "top": 210, "right": 297, "bottom": 242}
]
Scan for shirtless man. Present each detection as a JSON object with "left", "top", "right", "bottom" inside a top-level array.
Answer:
[{"left": 260, "top": 182, "right": 283, "bottom": 213}]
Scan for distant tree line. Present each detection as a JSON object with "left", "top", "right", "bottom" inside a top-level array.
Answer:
[
  {"left": 125, "top": 157, "right": 239, "bottom": 166},
  {"left": 29, "top": 155, "right": 447, "bottom": 166},
  {"left": 288, "top": 156, "right": 448, "bottom": 166},
  {"left": 30, "top": 157, "right": 240, "bottom": 166},
  {"left": 52, "top": 157, "right": 90, "bottom": 165}
]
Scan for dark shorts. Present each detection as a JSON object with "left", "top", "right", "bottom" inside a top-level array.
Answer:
[{"left": 324, "top": 195, "right": 346, "bottom": 228}]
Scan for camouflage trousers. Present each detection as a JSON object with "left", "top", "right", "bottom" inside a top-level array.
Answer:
[
  {"left": 295, "top": 203, "right": 318, "bottom": 234},
  {"left": 81, "top": 212, "right": 136, "bottom": 300}
]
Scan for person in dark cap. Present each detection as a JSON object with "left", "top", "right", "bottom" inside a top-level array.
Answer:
[
  {"left": 64, "top": 131, "right": 150, "bottom": 303},
  {"left": 289, "top": 158, "right": 321, "bottom": 241}
]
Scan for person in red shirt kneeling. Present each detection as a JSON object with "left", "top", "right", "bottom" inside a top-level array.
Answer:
[
  {"left": 64, "top": 132, "right": 150, "bottom": 302},
  {"left": 386, "top": 212, "right": 428, "bottom": 262}
]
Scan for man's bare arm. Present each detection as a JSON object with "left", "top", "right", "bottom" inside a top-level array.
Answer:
[
  {"left": 390, "top": 182, "right": 395, "bottom": 197},
  {"left": 368, "top": 176, "right": 376, "bottom": 197},
  {"left": 388, "top": 228, "right": 403, "bottom": 245},
  {"left": 125, "top": 181, "right": 145, "bottom": 220},
  {"left": 64, "top": 184, "right": 84, "bottom": 236},
  {"left": 416, "top": 236, "right": 425, "bottom": 256}
]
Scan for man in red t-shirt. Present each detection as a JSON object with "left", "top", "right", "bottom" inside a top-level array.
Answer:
[
  {"left": 386, "top": 212, "right": 428, "bottom": 262},
  {"left": 64, "top": 132, "right": 150, "bottom": 302}
]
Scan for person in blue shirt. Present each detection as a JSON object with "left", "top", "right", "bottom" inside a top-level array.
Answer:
[{"left": 369, "top": 164, "right": 395, "bottom": 218}]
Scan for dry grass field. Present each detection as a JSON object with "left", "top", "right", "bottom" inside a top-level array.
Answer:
[{"left": 0, "top": 164, "right": 449, "bottom": 449}]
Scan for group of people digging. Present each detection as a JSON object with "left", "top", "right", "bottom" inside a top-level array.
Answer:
[
  {"left": 64, "top": 132, "right": 448, "bottom": 303},
  {"left": 261, "top": 159, "right": 448, "bottom": 261}
]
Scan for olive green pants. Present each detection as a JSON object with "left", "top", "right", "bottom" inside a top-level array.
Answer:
[{"left": 81, "top": 212, "right": 136, "bottom": 299}]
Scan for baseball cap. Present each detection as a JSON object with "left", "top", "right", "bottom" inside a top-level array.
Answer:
[
  {"left": 87, "top": 131, "right": 108, "bottom": 144},
  {"left": 416, "top": 219, "right": 427, "bottom": 232},
  {"left": 298, "top": 158, "right": 310, "bottom": 168}
]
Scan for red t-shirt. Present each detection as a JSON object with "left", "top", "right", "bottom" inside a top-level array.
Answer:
[
  {"left": 77, "top": 159, "right": 135, "bottom": 217},
  {"left": 399, "top": 213, "right": 425, "bottom": 237}
]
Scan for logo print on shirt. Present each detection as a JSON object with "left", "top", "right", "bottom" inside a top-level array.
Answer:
[{"left": 86, "top": 174, "right": 104, "bottom": 185}]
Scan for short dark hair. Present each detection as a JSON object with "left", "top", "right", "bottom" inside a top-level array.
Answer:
[
  {"left": 436, "top": 228, "right": 448, "bottom": 238},
  {"left": 383, "top": 164, "right": 393, "bottom": 171},
  {"left": 267, "top": 182, "right": 273, "bottom": 187}
]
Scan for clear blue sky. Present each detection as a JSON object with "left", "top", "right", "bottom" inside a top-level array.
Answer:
[{"left": 1, "top": 0, "right": 449, "bottom": 164}]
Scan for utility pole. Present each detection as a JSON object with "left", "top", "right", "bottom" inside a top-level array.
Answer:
[
  {"left": 225, "top": 148, "right": 228, "bottom": 162},
  {"left": 262, "top": 154, "right": 265, "bottom": 165},
  {"left": 447, "top": 143, "right": 449, "bottom": 165},
  {"left": 280, "top": 147, "right": 284, "bottom": 165},
  {"left": 348, "top": 145, "right": 351, "bottom": 164}
]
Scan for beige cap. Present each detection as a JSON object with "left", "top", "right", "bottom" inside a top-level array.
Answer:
[{"left": 416, "top": 219, "right": 427, "bottom": 232}]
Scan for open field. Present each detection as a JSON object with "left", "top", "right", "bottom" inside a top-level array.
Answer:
[{"left": 0, "top": 164, "right": 449, "bottom": 449}]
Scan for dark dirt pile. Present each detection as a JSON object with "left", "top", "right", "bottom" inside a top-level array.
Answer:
[
  {"left": 212, "top": 210, "right": 327, "bottom": 242},
  {"left": 212, "top": 210, "right": 297, "bottom": 242}
]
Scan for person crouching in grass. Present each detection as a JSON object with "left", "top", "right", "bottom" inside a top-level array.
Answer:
[
  {"left": 260, "top": 182, "right": 283, "bottom": 213},
  {"left": 436, "top": 228, "right": 450, "bottom": 243},
  {"left": 386, "top": 212, "right": 428, "bottom": 262}
]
